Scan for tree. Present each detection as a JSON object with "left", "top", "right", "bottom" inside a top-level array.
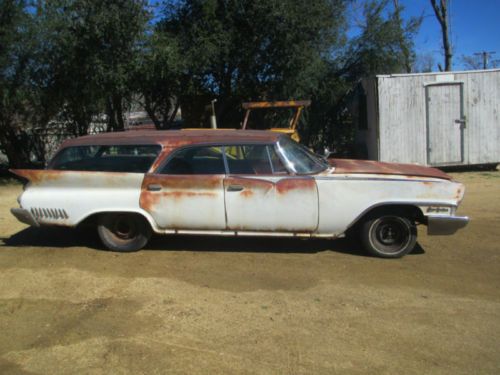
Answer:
[
  {"left": 413, "top": 52, "right": 436, "bottom": 72},
  {"left": 135, "top": 31, "right": 184, "bottom": 129},
  {"left": 430, "top": 0, "right": 452, "bottom": 71},
  {"left": 0, "top": 0, "right": 423, "bottom": 166},
  {"left": 344, "top": 0, "right": 422, "bottom": 78},
  {"left": 42, "top": 0, "right": 149, "bottom": 134},
  {"left": 0, "top": 0, "right": 56, "bottom": 167},
  {"left": 158, "top": 0, "right": 347, "bottom": 128}
]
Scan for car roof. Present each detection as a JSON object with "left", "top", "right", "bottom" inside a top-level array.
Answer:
[{"left": 60, "top": 129, "right": 282, "bottom": 148}]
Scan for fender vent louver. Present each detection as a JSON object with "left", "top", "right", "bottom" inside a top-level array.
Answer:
[{"left": 30, "top": 207, "right": 69, "bottom": 220}]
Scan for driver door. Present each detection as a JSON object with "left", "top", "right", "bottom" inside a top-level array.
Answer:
[{"left": 223, "top": 145, "right": 319, "bottom": 232}]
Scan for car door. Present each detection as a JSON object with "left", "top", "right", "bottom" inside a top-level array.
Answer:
[
  {"left": 139, "top": 145, "right": 226, "bottom": 230},
  {"left": 223, "top": 144, "right": 319, "bottom": 232}
]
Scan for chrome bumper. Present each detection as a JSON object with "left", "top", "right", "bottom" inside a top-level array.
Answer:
[
  {"left": 427, "top": 215, "right": 469, "bottom": 235},
  {"left": 11, "top": 208, "right": 39, "bottom": 227}
]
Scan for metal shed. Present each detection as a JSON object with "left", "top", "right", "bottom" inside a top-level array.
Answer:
[{"left": 354, "top": 69, "right": 500, "bottom": 166}]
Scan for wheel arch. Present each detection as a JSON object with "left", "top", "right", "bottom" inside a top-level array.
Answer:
[
  {"left": 77, "top": 209, "right": 159, "bottom": 232},
  {"left": 347, "top": 202, "right": 426, "bottom": 232}
]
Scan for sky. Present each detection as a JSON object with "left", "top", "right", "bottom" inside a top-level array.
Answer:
[
  {"left": 400, "top": 0, "right": 500, "bottom": 70},
  {"left": 151, "top": 0, "right": 500, "bottom": 71}
]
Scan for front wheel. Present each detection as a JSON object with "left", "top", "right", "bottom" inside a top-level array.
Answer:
[
  {"left": 97, "top": 213, "right": 152, "bottom": 252},
  {"left": 361, "top": 215, "right": 417, "bottom": 258}
]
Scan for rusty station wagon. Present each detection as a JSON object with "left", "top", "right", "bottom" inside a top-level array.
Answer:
[{"left": 10, "top": 130, "right": 469, "bottom": 258}]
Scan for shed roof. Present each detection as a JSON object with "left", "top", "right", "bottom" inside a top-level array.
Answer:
[{"left": 375, "top": 68, "right": 500, "bottom": 79}]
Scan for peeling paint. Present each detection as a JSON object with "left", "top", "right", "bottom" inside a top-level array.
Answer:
[{"left": 328, "top": 158, "right": 452, "bottom": 180}]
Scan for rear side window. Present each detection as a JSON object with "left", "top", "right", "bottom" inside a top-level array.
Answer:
[
  {"left": 225, "top": 145, "right": 276, "bottom": 175},
  {"left": 160, "top": 146, "right": 226, "bottom": 175},
  {"left": 49, "top": 145, "right": 162, "bottom": 173}
]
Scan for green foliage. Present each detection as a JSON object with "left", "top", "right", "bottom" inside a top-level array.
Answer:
[
  {"left": 156, "top": 0, "right": 347, "bottom": 127},
  {"left": 41, "top": 0, "right": 149, "bottom": 133},
  {"left": 135, "top": 30, "right": 184, "bottom": 129},
  {"left": 0, "top": 0, "right": 422, "bottom": 166},
  {"left": 0, "top": 0, "right": 43, "bottom": 167},
  {"left": 345, "top": 0, "right": 422, "bottom": 78}
]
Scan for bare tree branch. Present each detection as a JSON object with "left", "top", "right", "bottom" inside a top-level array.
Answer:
[{"left": 430, "top": 0, "right": 452, "bottom": 71}]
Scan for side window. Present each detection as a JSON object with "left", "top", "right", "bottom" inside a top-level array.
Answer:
[
  {"left": 225, "top": 145, "right": 278, "bottom": 175},
  {"left": 268, "top": 146, "right": 288, "bottom": 174},
  {"left": 161, "top": 146, "right": 225, "bottom": 174},
  {"left": 49, "top": 145, "right": 161, "bottom": 172}
]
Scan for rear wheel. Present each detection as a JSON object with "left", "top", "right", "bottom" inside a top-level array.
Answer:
[
  {"left": 361, "top": 214, "right": 417, "bottom": 258},
  {"left": 97, "top": 213, "right": 151, "bottom": 252}
]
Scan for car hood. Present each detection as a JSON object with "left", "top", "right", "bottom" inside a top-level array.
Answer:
[{"left": 327, "top": 158, "right": 452, "bottom": 180}]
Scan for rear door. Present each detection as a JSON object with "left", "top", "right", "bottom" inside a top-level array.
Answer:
[
  {"left": 426, "top": 83, "right": 465, "bottom": 165},
  {"left": 140, "top": 146, "right": 226, "bottom": 230},
  {"left": 223, "top": 145, "right": 318, "bottom": 232}
]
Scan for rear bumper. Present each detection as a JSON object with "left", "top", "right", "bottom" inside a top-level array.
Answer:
[
  {"left": 11, "top": 208, "right": 39, "bottom": 227},
  {"left": 427, "top": 215, "right": 469, "bottom": 235}
]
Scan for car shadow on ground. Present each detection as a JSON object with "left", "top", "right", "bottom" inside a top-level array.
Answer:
[{"left": 0, "top": 226, "right": 425, "bottom": 257}]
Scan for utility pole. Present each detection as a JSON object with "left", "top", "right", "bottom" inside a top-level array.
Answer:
[{"left": 474, "top": 51, "right": 496, "bottom": 69}]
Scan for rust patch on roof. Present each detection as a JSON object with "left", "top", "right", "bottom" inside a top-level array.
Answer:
[{"left": 60, "top": 129, "right": 281, "bottom": 149}]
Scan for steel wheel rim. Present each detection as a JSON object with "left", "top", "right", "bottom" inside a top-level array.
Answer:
[
  {"left": 112, "top": 215, "right": 137, "bottom": 240},
  {"left": 372, "top": 217, "right": 411, "bottom": 254}
]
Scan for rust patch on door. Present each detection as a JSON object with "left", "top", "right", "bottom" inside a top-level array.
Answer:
[
  {"left": 140, "top": 174, "right": 223, "bottom": 211},
  {"left": 240, "top": 190, "right": 254, "bottom": 198},
  {"left": 275, "top": 178, "right": 316, "bottom": 194},
  {"left": 224, "top": 177, "right": 274, "bottom": 196}
]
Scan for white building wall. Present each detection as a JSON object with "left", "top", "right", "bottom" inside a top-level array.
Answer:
[
  {"left": 368, "top": 69, "right": 500, "bottom": 166},
  {"left": 456, "top": 70, "right": 500, "bottom": 164}
]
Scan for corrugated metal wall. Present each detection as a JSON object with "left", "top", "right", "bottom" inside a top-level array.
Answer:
[{"left": 365, "top": 69, "right": 500, "bottom": 166}]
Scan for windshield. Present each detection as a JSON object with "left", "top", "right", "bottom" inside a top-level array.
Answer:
[{"left": 276, "top": 137, "right": 328, "bottom": 174}]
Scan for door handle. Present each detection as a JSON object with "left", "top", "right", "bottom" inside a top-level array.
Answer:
[
  {"left": 147, "top": 184, "right": 162, "bottom": 192},
  {"left": 227, "top": 184, "right": 244, "bottom": 192}
]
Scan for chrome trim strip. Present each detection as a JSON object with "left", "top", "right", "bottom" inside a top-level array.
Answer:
[{"left": 314, "top": 176, "right": 447, "bottom": 183}]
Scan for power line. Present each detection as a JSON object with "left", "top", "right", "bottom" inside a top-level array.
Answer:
[{"left": 473, "top": 51, "right": 496, "bottom": 69}]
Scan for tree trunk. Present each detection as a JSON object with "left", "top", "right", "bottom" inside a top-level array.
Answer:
[
  {"left": 166, "top": 100, "right": 180, "bottom": 128},
  {"left": 0, "top": 127, "right": 33, "bottom": 168},
  {"left": 393, "top": 0, "right": 412, "bottom": 73},
  {"left": 113, "top": 94, "right": 125, "bottom": 131},
  {"left": 430, "top": 0, "right": 452, "bottom": 71},
  {"left": 144, "top": 94, "right": 162, "bottom": 130},
  {"left": 106, "top": 95, "right": 125, "bottom": 132}
]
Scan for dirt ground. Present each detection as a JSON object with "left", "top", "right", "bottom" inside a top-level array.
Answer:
[{"left": 0, "top": 171, "right": 499, "bottom": 375}]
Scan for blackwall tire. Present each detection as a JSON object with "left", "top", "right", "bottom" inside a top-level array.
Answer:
[
  {"left": 97, "top": 213, "right": 151, "bottom": 252},
  {"left": 361, "top": 215, "right": 417, "bottom": 258}
]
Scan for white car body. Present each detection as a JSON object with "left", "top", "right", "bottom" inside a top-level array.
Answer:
[{"left": 11, "top": 130, "right": 468, "bottom": 256}]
